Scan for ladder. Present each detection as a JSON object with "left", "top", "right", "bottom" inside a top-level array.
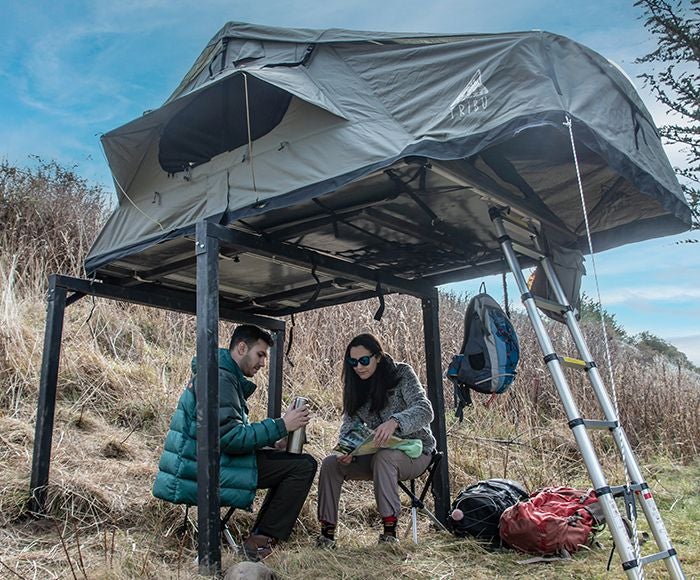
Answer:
[{"left": 489, "top": 206, "right": 685, "bottom": 580}]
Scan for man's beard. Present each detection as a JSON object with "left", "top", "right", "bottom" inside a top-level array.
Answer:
[{"left": 240, "top": 353, "right": 256, "bottom": 377}]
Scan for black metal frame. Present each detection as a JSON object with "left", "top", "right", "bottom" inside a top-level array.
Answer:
[
  {"left": 29, "top": 277, "right": 67, "bottom": 514},
  {"left": 421, "top": 294, "right": 450, "bottom": 522},
  {"left": 195, "top": 222, "right": 222, "bottom": 570},
  {"left": 29, "top": 219, "right": 450, "bottom": 576}
]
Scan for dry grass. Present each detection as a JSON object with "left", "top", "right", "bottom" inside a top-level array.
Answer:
[
  {"left": 1, "top": 285, "right": 699, "bottom": 579},
  {"left": 1, "top": 162, "right": 699, "bottom": 578}
]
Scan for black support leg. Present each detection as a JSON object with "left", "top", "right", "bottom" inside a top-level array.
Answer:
[
  {"left": 29, "top": 275, "right": 67, "bottom": 514},
  {"left": 195, "top": 222, "right": 221, "bottom": 576},
  {"left": 268, "top": 328, "right": 285, "bottom": 418},
  {"left": 421, "top": 293, "right": 450, "bottom": 523}
]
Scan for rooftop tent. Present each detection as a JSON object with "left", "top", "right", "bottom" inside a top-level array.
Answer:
[{"left": 86, "top": 22, "right": 692, "bottom": 314}]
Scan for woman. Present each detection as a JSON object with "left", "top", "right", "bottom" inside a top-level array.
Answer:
[{"left": 316, "top": 333, "right": 436, "bottom": 547}]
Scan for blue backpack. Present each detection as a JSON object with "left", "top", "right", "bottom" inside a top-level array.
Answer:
[{"left": 447, "top": 290, "right": 520, "bottom": 420}]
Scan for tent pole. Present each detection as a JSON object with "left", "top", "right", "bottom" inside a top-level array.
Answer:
[
  {"left": 421, "top": 292, "right": 450, "bottom": 523},
  {"left": 29, "top": 275, "right": 67, "bottom": 514},
  {"left": 195, "top": 221, "right": 221, "bottom": 576}
]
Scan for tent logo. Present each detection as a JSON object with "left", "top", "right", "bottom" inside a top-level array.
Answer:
[{"left": 449, "top": 70, "right": 489, "bottom": 119}]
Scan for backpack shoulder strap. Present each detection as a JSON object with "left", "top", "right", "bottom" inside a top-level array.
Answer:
[{"left": 454, "top": 383, "right": 473, "bottom": 421}]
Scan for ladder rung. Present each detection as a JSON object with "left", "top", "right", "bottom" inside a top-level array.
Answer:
[
  {"left": 582, "top": 419, "right": 619, "bottom": 430},
  {"left": 500, "top": 211, "right": 540, "bottom": 234},
  {"left": 560, "top": 356, "right": 588, "bottom": 370},
  {"left": 532, "top": 296, "right": 568, "bottom": 313},
  {"left": 641, "top": 550, "right": 677, "bottom": 566},
  {"left": 502, "top": 219, "right": 538, "bottom": 244},
  {"left": 511, "top": 242, "right": 545, "bottom": 261}
]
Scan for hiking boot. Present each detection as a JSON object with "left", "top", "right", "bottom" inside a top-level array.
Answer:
[
  {"left": 378, "top": 533, "right": 399, "bottom": 544},
  {"left": 243, "top": 533, "right": 277, "bottom": 561},
  {"left": 315, "top": 534, "right": 337, "bottom": 549}
]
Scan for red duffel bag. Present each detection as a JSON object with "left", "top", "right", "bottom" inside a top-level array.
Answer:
[{"left": 499, "top": 487, "right": 602, "bottom": 555}]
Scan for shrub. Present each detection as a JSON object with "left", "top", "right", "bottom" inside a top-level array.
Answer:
[{"left": 0, "top": 158, "right": 109, "bottom": 286}]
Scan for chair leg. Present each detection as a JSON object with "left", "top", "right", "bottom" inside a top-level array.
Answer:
[
  {"left": 399, "top": 452, "right": 448, "bottom": 543},
  {"left": 411, "top": 507, "right": 418, "bottom": 544},
  {"left": 220, "top": 507, "right": 240, "bottom": 552},
  {"left": 222, "top": 525, "right": 239, "bottom": 551},
  {"left": 418, "top": 506, "right": 449, "bottom": 533}
]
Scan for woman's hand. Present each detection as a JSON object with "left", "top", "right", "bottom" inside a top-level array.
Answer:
[{"left": 373, "top": 418, "right": 399, "bottom": 447}]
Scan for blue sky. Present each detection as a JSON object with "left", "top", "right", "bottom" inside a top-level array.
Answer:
[{"left": 1, "top": 1, "right": 698, "bottom": 363}]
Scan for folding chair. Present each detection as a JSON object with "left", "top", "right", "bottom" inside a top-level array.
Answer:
[
  {"left": 398, "top": 451, "right": 449, "bottom": 543},
  {"left": 181, "top": 505, "right": 241, "bottom": 551}
]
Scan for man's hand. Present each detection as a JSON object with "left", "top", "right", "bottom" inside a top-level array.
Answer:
[
  {"left": 282, "top": 401, "right": 310, "bottom": 432},
  {"left": 337, "top": 454, "right": 353, "bottom": 465},
  {"left": 373, "top": 417, "right": 399, "bottom": 447}
]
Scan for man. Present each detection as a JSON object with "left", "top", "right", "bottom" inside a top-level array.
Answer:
[{"left": 153, "top": 324, "right": 316, "bottom": 560}]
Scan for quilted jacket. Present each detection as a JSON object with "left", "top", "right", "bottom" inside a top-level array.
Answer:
[{"left": 152, "top": 348, "right": 287, "bottom": 507}]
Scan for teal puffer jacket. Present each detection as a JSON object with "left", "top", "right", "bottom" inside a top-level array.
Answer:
[{"left": 152, "top": 348, "right": 287, "bottom": 508}]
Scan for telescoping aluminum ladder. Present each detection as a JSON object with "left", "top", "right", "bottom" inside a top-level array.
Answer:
[{"left": 489, "top": 206, "right": 684, "bottom": 580}]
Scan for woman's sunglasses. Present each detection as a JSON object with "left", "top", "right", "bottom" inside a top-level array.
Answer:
[{"left": 347, "top": 354, "right": 375, "bottom": 367}]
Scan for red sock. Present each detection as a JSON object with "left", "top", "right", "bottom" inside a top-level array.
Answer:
[{"left": 382, "top": 516, "right": 397, "bottom": 537}]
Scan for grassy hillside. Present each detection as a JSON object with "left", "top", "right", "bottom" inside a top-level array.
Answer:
[{"left": 1, "top": 161, "right": 698, "bottom": 579}]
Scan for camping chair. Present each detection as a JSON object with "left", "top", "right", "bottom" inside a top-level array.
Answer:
[
  {"left": 181, "top": 505, "right": 241, "bottom": 551},
  {"left": 398, "top": 451, "right": 449, "bottom": 543}
]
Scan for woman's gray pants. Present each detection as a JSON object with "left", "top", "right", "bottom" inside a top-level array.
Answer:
[{"left": 317, "top": 449, "right": 432, "bottom": 523}]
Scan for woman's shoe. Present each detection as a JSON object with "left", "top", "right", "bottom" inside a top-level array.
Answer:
[
  {"left": 315, "top": 534, "right": 337, "bottom": 549},
  {"left": 378, "top": 533, "right": 399, "bottom": 544}
]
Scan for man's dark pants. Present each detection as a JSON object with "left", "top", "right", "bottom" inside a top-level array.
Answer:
[{"left": 252, "top": 449, "right": 318, "bottom": 540}]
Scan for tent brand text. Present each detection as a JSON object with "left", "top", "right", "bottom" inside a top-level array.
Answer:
[{"left": 449, "top": 70, "right": 489, "bottom": 120}]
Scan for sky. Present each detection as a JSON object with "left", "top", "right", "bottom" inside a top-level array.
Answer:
[{"left": 1, "top": 1, "right": 698, "bottom": 364}]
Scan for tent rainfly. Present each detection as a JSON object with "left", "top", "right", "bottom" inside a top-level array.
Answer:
[{"left": 87, "top": 23, "right": 691, "bottom": 313}]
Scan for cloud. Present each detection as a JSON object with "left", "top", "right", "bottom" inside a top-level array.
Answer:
[
  {"left": 667, "top": 334, "right": 700, "bottom": 366},
  {"left": 5, "top": 1, "right": 221, "bottom": 125},
  {"left": 586, "top": 234, "right": 700, "bottom": 280},
  {"left": 10, "top": 29, "right": 128, "bottom": 123},
  {"left": 601, "top": 286, "right": 700, "bottom": 305}
]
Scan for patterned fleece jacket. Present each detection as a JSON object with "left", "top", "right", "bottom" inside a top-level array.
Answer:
[{"left": 338, "top": 356, "right": 436, "bottom": 453}]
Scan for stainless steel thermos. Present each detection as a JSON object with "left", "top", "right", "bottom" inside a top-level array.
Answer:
[{"left": 285, "top": 396, "right": 308, "bottom": 454}]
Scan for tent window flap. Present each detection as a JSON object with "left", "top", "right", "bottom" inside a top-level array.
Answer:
[{"left": 159, "top": 74, "right": 292, "bottom": 174}]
